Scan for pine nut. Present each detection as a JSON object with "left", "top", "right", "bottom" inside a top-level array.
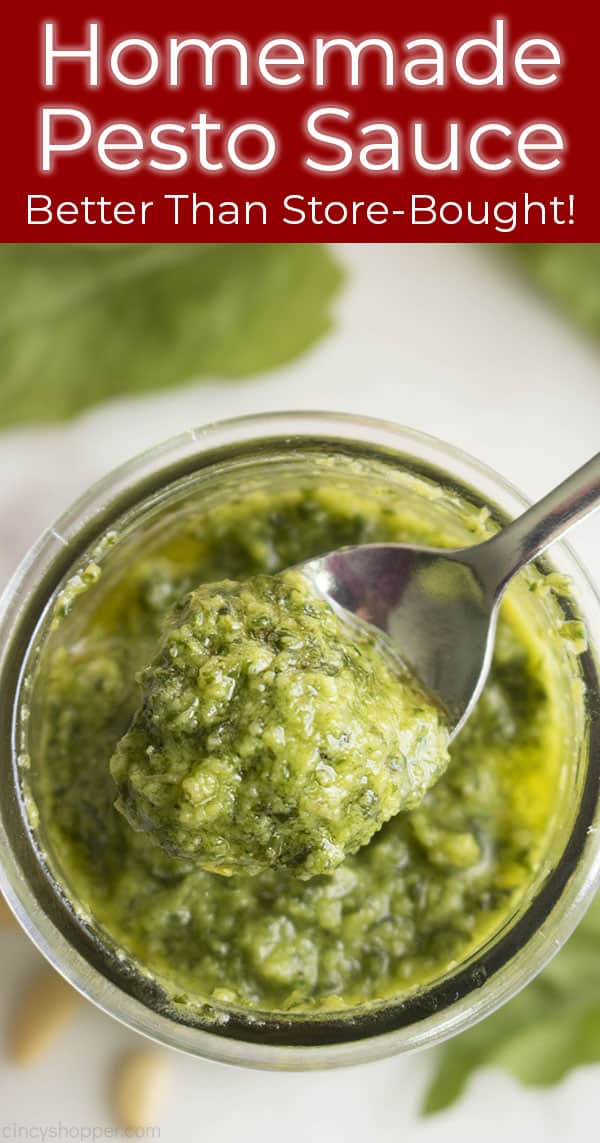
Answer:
[
  {"left": 9, "top": 967, "right": 80, "bottom": 1064},
  {"left": 113, "top": 1050, "right": 172, "bottom": 1131}
]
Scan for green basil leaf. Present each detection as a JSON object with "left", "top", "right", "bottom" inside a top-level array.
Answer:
[
  {"left": 514, "top": 244, "right": 600, "bottom": 338},
  {"left": 0, "top": 244, "right": 343, "bottom": 428},
  {"left": 423, "top": 894, "right": 600, "bottom": 1115}
]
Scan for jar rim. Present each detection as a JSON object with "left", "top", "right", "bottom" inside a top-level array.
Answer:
[{"left": 1, "top": 410, "right": 600, "bottom": 1070}]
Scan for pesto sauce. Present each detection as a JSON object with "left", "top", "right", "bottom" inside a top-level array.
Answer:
[
  {"left": 111, "top": 571, "right": 449, "bottom": 878},
  {"left": 35, "top": 482, "right": 560, "bottom": 1014}
]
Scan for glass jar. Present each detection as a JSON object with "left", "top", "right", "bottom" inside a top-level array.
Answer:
[{"left": 1, "top": 411, "right": 599, "bottom": 1070}]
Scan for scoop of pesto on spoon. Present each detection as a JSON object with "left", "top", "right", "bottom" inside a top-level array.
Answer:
[{"left": 110, "top": 569, "right": 449, "bottom": 878}]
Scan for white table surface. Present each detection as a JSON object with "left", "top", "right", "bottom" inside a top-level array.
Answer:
[{"left": 0, "top": 243, "right": 599, "bottom": 1141}]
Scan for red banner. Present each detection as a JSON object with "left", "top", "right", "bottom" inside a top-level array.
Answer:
[{"left": 2, "top": 1, "right": 599, "bottom": 241}]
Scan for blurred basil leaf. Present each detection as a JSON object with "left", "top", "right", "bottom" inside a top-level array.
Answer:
[
  {"left": 423, "top": 895, "right": 600, "bottom": 1115},
  {"left": 515, "top": 244, "right": 600, "bottom": 339},
  {"left": 0, "top": 244, "right": 342, "bottom": 427}
]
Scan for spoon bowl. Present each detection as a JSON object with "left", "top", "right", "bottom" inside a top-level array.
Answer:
[
  {"left": 301, "top": 451, "right": 600, "bottom": 740},
  {"left": 302, "top": 543, "right": 495, "bottom": 738}
]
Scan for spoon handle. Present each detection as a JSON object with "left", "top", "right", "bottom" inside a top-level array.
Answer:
[{"left": 476, "top": 452, "right": 600, "bottom": 596}]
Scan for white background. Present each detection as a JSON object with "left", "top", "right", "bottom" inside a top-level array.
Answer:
[{"left": 0, "top": 243, "right": 599, "bottom": 1141}]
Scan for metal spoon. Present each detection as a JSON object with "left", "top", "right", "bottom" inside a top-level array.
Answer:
[{"left": 301, "top": 452, "right": 600, "bottom": 740}]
